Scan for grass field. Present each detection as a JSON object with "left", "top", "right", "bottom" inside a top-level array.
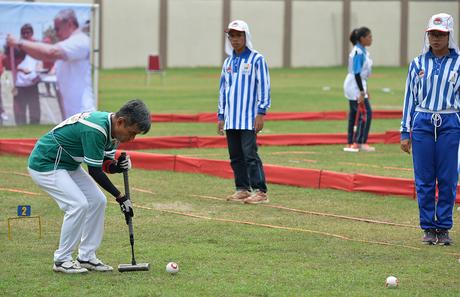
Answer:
[{"left": 1, "top": 67, "right": 460, "bottom": 297}]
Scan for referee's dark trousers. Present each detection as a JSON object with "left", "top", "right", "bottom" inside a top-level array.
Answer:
[{"left": 225, "top": 129, "right": 267, "bottom": 193}]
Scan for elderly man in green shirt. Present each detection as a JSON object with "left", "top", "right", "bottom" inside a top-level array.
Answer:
[{"left": 28, "top": 99, "right": 151, "bottom": 273}]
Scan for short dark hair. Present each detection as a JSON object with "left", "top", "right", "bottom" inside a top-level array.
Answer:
[
  {"left": 115, "top": 99, "right": 151, "bottom": 134},
  {"left": 20, "top": 23, "right": 34, "bottom": 35},
  {"left": 55, "top": 9, "right": 79, "bottom": 28},
  {"left": 349, "top": 27, "right": 371, "bottom": 45}
]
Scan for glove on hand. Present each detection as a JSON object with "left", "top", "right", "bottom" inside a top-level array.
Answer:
[
  {"left": 116, "top": 195, "right": 134, "bottom": 221},
  {"left": 116, "top": 154, "right": 132, "bottom": 172}
]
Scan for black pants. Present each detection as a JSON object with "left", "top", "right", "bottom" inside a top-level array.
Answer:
[
  {"left": 14, "top": 84, "right": 40, "bottom": 125},
  {"left": 225, "top": 129, "right": 267, "bottom": 193},
  {"left": 347, "top": 98, "right": 372, "bottom": 144}
]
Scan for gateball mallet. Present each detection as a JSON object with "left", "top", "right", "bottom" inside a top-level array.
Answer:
[{"left": 118, "top": 153, "right": 150, "bottom": 272}]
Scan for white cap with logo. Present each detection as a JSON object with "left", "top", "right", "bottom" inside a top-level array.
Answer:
[
  {"left": 224, "top": 20, "right": 254, "bottom": 55},
  {"left": 426, "top": 13, "right": 454, "bottom": 32},
  {"left": 422, "top": 13, "right": 459, "bottom": 54}
]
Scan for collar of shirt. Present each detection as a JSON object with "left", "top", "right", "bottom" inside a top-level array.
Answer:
[
  {"left": 232, "top": 47, "right": 251, "bottom": 58},
  {"left": 231, "top": 47, "right": 251, "bottom": 73},
  {"left": 356, "top": 42, "right": 366, "bottom": 54},
  {"left": 426, "top": 48, "right": 458, "bottom": 59}
]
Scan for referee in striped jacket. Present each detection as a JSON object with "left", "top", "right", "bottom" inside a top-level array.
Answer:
[
  {"left": 401, "top": 13, "right": 460, "bottom": 245},
  {"left": 218, "top": 20, "right": 271, "bottom": 204}
]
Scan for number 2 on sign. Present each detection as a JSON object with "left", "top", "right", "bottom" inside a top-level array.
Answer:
[{"left": 17, "top": 205, "right": 31, "bottom": 216}]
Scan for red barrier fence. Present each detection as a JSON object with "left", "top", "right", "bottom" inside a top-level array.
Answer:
[
  {"left": 1, "top": 131, "right": 400, "bottom": 152},
  {"left": 118, "top": 131, "right": 400, "bottom": 150},
  {"left": 151, "top": 110, "right": 402, "bottom": 123},
  {"left": 3, "top": 138, "right": 456, "bottom": 202}
]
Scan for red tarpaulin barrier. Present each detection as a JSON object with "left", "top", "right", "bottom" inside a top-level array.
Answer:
[
  {"left": 119, "top": 132, "right": 401, "bottom": 150},
  {"left": 2, "top": 138, "right": 459, "bottom": 202},
  {"left": 4, "top": 132, "right": 402, "bottom": 153},
  {"left": 353, "top": 174, "right": 415, "bottom": 198},
  {"left": 319, "top": 170, "right": 354, "bottom": 192},
  {"left": 150, "top": 110, "right": 402, "bottom": 123},
  {"left": 0, "top": 139, "right": 37, "bottom": 156},
  {"left": 264, "top": 165, "right": 321, "bottom": 188}
]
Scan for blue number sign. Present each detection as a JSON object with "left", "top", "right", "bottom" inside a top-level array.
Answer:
[{"left": 17, "top": 205, "right": 31, "bottom": 216}]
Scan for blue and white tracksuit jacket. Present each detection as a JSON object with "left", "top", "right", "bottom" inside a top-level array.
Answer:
[
  {"left": 218, "top": 47, "right": 271, "bottom": 130},
  {"left": 401, "top": 48, "right": 460, "bottom": 230}
]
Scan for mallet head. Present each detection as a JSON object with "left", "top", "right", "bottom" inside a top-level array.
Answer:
[{"left": 118, "top": 263, "right": 150, "bottom": 272}]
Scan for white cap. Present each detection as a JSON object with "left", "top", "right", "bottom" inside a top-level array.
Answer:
[
  {"left": 225, "top": 20, "right": 249, "bottom": 33},
  {"left": 224, "top": 20, "right": 254, "bottom": 55},
  {"left": 426, "top": 13, "right": 454, "bottom": 32},
  {"left": 421, "top": 13, "right": 459, "bottom": 54}
]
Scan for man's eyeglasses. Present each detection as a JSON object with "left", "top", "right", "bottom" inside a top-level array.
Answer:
[
  {"left": 227, "top": 32, "right": 245, "bottom": 39},
  {"left": 428, "top": 31, "right": 449, "bottom": 38},
  {"left": 21, "top": 31, "right": 33, "bottom": 36}
]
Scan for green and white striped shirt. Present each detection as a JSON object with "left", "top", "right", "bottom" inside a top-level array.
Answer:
[{"left": 28, "top": 112, "right": 118, "bottom": 172}]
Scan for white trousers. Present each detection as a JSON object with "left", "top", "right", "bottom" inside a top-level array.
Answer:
[{"left": 28, "top": 167, "right": 107, "bottom": 263}]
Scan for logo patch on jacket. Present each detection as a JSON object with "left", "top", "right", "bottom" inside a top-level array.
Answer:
[{"left": 242, "top": 63, "right": 251, "bottom": 74}]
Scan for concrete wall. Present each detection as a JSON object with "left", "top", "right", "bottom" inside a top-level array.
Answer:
[
  {"left": 102, "top": 0, "right": 159, "bottom": 68},
  {"left": 351, "top": 1, "right": 401, "bottom": 66},
  {"left": 232, "top": 0, "right": 284, "bottom": 67},
  {"left": 292, "top": 1, "right": 342, "bottom": 67},
  {"left": 2, "top": 0, "right": 459, "bottom": 68},
  {"left": 168, "top": 0, "right": 222, "bottom": 67}
]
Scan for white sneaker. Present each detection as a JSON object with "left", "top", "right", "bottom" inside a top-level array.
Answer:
[
  {"left": 53, "top": 260, "right": 88, "bottom": 274},
  {"left": 343, "top": 144, "right": 359, "bottom": 152},
  {"left": 359, "top": 144, "right": 375, "bottom": 152},
  {"left": 77, "top": 258, "right": 113, "bottom": 272}
]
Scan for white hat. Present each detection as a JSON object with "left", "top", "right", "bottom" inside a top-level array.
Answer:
[
  {"left": 426, "top": 13, "right": 454, "bottom": 32},
  {"left": 421, "top": 13, "right": 459, "bottom": 54},
  {"left": 225, "top": 20, "right": 249, "bottom": 33},
  {"left": 225, "top": 20, "right": 254, "bottom": 55}
]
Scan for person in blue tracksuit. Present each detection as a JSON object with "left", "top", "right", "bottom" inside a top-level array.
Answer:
[
  {"left": 400, "top": 13, "right": 460, "bottom": 245},
  {"left": 343, "top": 27, "right": 375, "bottom": 152},
  {"left": 217, "top": 20, "right": 271, "bottom": 204}
]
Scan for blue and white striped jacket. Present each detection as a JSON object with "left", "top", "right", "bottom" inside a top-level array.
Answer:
[
  {"left": 218, "top": 47, "right": 271, "bottom": 130},
  {"left": 400, "top": 49, "right": 460, "bottom": 139}
]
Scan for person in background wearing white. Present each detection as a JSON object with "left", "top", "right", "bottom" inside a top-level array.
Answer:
[
  {"left": 400, "top": 13, "right": 460, "bottom": 245},
  {"left": 7, "top": 9, "right": 94, "bottom": 119},
  {"left": 343, "top": 27, "right": 375, "bottom": 153}
]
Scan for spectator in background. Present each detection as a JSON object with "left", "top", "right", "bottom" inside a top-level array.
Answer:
[
  {"left": 400, "top": 13, "right": 460, "bottom": 245},
  {"left": 217, "top": 20, "right": 271, "bottom": 204},
  {"left": 14, "top": 23, "right": 41, "bottom": 125},
  {"left": 7, "top": 9, "right": 94, "bottom": 119},
  {"left": 343, "top": 27, "right": 375, "bottom": 152}
]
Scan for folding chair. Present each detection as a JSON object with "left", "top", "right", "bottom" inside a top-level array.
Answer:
[{"left": 145, "top": 54, "right": 165, "bottom": 84}]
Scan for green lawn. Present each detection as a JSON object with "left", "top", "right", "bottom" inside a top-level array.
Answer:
[{"left": 2, "top": 67, "right": 460, "bottom": 297}]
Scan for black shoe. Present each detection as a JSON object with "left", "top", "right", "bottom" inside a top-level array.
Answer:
[
  {"left": 436, "top": 229, "right": 453, "bottom": 246},
  {"left": 422, "top": 229, "right": 437, "bottom": 245}
]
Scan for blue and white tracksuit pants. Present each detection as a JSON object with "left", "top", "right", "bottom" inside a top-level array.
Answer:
[{"left": 411, "top": 111, "right": 460, "bottom": 230}]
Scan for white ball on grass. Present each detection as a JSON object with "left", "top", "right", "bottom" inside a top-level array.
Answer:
[
  {"left": 385, "top": 276, "right": 398, "bottom": 288},
  {"left": 166, "top": 262, "right": 179, "bottom": 274}
]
